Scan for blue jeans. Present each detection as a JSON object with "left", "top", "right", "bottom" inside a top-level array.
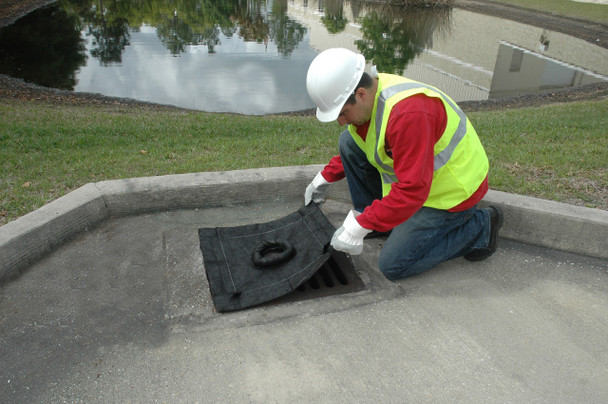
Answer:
[{"left": 339, "top": 130, "right": 490, "bottom": 280}]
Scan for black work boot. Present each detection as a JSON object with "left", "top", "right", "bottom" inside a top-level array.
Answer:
[{"left": 464, "top": 205, "right": 504, "bottom": 262}]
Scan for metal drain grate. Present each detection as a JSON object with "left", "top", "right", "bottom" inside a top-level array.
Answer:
[{"left": 265, "top": 250, "right": 366, "bottom": 306}]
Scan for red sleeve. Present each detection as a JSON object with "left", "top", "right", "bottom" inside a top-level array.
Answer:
[
  {"left": 356, "top": 94, "right": 446, "bottom": 232},
  {"left": 320, "top": 155, "right": 345, "bottom": 182}
]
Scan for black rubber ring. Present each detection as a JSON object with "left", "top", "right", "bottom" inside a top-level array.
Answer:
[{"left": 252, "top": 239, "right": 296, "bottom": 268}]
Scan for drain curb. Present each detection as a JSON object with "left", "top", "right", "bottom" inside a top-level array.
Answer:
[
  {"left": 1, "top": 165, "right": 607, "bottom": 283},
  {"left": 0, "top": 183, "right": 107, "bottom": 282},
  {"left": 480, "top": 190, "right": 608, "bottom": 261}
]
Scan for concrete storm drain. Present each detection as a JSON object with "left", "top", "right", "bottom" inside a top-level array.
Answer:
[{"left": 199, "top": 203, "right": 366, "bottom": 312}]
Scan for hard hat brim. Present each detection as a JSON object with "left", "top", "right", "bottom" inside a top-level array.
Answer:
[{"left": 316, "top": 106, "right": 342, "bottom": 123}]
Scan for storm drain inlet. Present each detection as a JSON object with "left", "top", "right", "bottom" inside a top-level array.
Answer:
[
  {"left": 199, "top": 203, "right": 367, "bottom": 312},
  {"left": 266, "top": 250, "right": 366, "bottom": 307}
]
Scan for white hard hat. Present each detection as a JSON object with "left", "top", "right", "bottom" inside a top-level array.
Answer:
[{"left": 306, "top": 48, "right": 366, "bottom": 122}]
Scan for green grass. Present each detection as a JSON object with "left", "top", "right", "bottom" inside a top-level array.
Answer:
[
  {"left": 487, "top": 0, "right": 608, "bottom": 24},
  {"left": 1, "top": 99, "right": 607, "bottom": 225},
  {"left": 2, "top": 0, "right": 608, "bottom": 225},
  {"left": 469, "top": 101, "right": 608, "bottom": 208},
  {"left": 0, "top": 103, "right": 338, "bottom": 223}
]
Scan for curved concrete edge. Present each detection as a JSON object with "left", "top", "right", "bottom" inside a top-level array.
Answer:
[
  {"left": 480, "top": 189, "right": 608, "bottom": 260},
  {"left": 0, "top": 183, "right": 108, "bottom": 282},
  {"left": 1, "top": 165, "right": 606, "bottom": 283}
]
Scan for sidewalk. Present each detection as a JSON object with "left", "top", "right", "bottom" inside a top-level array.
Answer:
[{"left": 1, "top": 166, "right": 607, "bottom": 403}]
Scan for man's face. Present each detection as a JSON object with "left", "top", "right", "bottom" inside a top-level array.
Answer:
[{"left": 336, "top": 89, "right": 371, "bottom": 127}]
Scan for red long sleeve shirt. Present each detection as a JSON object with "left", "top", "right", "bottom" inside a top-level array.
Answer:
[{"left": 321, "top": 93, "right": 488, "bottom": 232}]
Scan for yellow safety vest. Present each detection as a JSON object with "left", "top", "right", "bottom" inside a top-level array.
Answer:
[{"left": 348, "top": 74, "right": 489, "bottom": 210}]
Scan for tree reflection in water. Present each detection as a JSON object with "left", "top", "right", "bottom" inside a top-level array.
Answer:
[
  {"left": 0, "top": 4, "right": 86, "bottom": 89},
  {"left": 322, "top": 0, "right": 347, "bottom": 34},
  {"left": 0, "top": 0, "right": 455, "bottom": 104},
  {"left": 356, "top": 4, "right": 452, "bottom": 75},
  {"left": 0, "top": 0, "right": 309, "bottom": 89}
]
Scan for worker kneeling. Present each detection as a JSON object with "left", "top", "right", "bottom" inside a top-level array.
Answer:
[{"left": 304, "top": 48, "right": 504, "bottom": 280}]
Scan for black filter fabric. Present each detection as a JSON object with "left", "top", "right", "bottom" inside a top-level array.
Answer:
[{"left": 199, "top": 203, "right": 336, "bottom": 312}]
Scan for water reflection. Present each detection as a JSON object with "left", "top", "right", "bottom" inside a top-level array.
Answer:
[
  {"left": 0, "top": 4, "right": 86, "bottom": 89},
  {"left": 269, "top": 0, "right": 307, "bottom": 56},
  {"left": 0, "top": 0, "right": 606, "bottom": 113},
  {"left": 74, "top": 0, "right": 306, "bottom": 59},
  {"left": 81, "top": 0, "right": 130, "bottom": 64},
  {"left": 321, "top": 0, "right": 347, "bottom": 34},
  {"left": 491, "top": 41, "right": 606, "bottom": 98},
  {"left": 0, "top": 0, "right": 447, "bottom": 98},
  {"left": 356, "top": 5, "right": 451, "bottom": 75},
  {"left": 0, "top": 0, "right": 317, "bottom": 113}
]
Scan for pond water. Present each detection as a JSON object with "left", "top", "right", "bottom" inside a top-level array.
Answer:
[{"left": 0, "top": 0, "right": 607, "bottom": 114}]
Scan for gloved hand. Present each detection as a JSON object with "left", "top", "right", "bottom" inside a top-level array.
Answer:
[
  {"left": 304, "top": 172, "right": 331, "bottom": 205},
  {"left": 331, "top": 210, "right": 372, "bottom": 255}
]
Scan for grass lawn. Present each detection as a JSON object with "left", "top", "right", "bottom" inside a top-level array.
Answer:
[
  {"left": 1, "top": 98, "right": 607, "bottom": 225},
  {"left": 469, "top": 100, "right": 608, "bottom": 209}
]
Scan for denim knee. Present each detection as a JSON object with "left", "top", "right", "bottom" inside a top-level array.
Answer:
[{"left": 378, "top": 255, "right": 414, "bottom": 281}]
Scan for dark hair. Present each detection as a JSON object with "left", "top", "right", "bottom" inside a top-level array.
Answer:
[{"left": 345, "top": 72, "right": 373, "bottom": 105}]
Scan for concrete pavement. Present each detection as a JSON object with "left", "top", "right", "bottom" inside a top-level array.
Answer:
[{"left": 1, "top": 166, "right": 607, "bottom": 403}]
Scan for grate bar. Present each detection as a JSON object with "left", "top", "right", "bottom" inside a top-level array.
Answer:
[{"left": 264, "top": 251, "right": 366, "bottom": 307}]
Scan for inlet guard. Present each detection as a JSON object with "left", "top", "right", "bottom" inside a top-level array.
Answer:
[{"left": 199, "top": 203, "right": 335, "bottom": 312}]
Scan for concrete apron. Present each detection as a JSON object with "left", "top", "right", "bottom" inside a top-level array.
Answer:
[
  {"left": 2, "top": 166, "right": 608, "bottom": 403},
  {"left": 2, "top": 165, "right": 607, "bottom": 285}
]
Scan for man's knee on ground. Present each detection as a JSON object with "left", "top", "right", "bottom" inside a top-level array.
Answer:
[{"left": 378, "top": 256, "right": 413, "bottom": 281}]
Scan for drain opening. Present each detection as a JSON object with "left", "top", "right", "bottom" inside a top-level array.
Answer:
[{"left": 265, "top": 250, "right": 366, "bottom": 307}]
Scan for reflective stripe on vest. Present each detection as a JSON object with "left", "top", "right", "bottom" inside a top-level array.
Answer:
[{"left": 374, "top": 82, "right": 468, "bottom": 185}]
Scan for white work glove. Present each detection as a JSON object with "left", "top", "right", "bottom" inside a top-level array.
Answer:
[
  {"left": 305, "top": 172, "right": 331, "bottom": 205},
  {"left": 331, "top": 210, "right": 372, "bottom": 255}
]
